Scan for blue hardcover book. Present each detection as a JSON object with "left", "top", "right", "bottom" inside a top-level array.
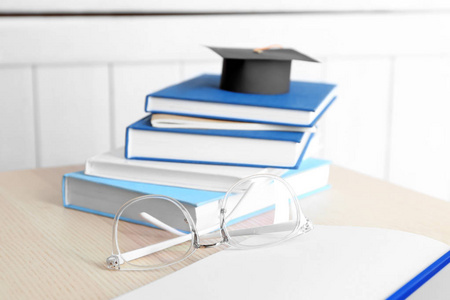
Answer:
[
  {"left": 63, "top": 158, "right": 331, "bottom": 231},
  {"left": 145, "top": 74, "right": 337, "bottom": 127},
  {"left": 125, "top": 115, "right": 315, "bottom": 168}
]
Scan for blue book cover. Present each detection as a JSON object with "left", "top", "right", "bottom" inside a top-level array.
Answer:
[
  {"left": 147, "top": 74, "right": 336, "bottom": 112},
  {"left": 127, "top": 115, "right": 305, "bottom": 143}
]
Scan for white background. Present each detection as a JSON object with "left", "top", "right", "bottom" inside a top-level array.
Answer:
[{"left": 1, "top": 2, "right": 450, "bottom": 201}]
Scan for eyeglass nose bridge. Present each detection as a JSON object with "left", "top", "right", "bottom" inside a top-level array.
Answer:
[
  {"left": 194, "top": 227, "right": 228, "bottom": 249},
  {"left": 197, "top": 241, "right": 222, "bottom": 249}
]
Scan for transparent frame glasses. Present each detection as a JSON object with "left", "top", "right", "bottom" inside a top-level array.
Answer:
[{"left": 106, "top": 174, "right": 313, "bottom": 271}]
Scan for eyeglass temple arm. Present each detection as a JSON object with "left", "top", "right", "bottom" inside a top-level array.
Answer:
[
  {"left": 119, "top": 217, "right": 307, "bottom": 264},
  {"left": 119, "top": 212, "right": 212, "bottom": 263},
  {"left": 140, "top": 210, "right": 300, "bottom": 248},
  {"left": 140, "top": 212, "right": 186, "bottom": 236},
  {"left": 202, "top": 220, "right": 310, "bottom": 240},
  {"left": 119, "top": 224, "right": 218, "bottom": 264}
]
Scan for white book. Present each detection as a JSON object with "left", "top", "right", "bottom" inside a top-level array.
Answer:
[
  {"left": 117, "top": 225, "right": 450, "bottom": 300},
  {"left": 125, "top": 116, "right": 314, "bottom": 168},
  {"left": 86, "top": 147, "right": 289, "bottom": 192}
]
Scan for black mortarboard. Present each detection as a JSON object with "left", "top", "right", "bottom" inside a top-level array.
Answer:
[{"left": 208, "top": 46, "right": 319, "bottom": 95}]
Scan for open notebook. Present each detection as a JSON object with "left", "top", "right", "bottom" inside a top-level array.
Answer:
[{"left": 116, "top": 225, "right": 450, "bottom": 300}]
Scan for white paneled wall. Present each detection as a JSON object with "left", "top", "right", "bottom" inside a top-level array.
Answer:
[
  {"left": 0, "top": 67, "right": 36, "bottom": 171},
  {"left": 389, "top": 57, "right": 450, "bottom": 200},
  {"left": 181, "top": 61, "right": 221, "bottom": 81},
  {"left": 324, "top": 58, "right": 392, "bottom": 180},
  {"left": 1, "top": 13, "right": 450, "bottom": 201},
  {"left": 34, "top": 65, "right": 110, "bottom": 167}
]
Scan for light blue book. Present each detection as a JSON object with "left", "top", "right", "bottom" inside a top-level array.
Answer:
[
  {"left": 145, "top": 74, "right": 337, "bottom": 127},
  {"left": 125, "top": 115, "right": 315, "bottom": 169},
  {"left": 63, "top": 158, "right": 331, "bottom": 231}
]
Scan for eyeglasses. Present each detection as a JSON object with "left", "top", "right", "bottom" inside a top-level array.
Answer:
[{"left": 106, "top": 174, "right": 313, "bottom": 271}]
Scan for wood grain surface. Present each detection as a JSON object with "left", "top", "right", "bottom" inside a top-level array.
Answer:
[{"left": 0, "top": 165, "right": 449, "bottom": 299}]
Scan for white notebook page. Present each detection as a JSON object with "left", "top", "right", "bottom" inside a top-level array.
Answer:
[{"left": 117, "top": 225, "right": 449, "bottom": 300}]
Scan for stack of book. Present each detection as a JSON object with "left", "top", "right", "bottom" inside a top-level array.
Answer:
[{"left": 63, "top": 48, "right": 337, "bottom": 231}]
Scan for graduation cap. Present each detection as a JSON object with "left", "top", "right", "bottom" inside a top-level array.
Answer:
[{"left": 208, "top": 45, "right": 319, "bottom": 95}]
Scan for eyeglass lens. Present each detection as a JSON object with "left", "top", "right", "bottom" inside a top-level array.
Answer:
[
  {"left": 221, "top": 176, "right": 299, "bottom": 248},
  {"left": 116, "top": 196, "right": 196, "bottom": 268}
]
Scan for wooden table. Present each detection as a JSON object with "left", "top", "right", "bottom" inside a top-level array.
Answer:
[{"left": 1, "top": 165, "right": 449, "bottom": 299}]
